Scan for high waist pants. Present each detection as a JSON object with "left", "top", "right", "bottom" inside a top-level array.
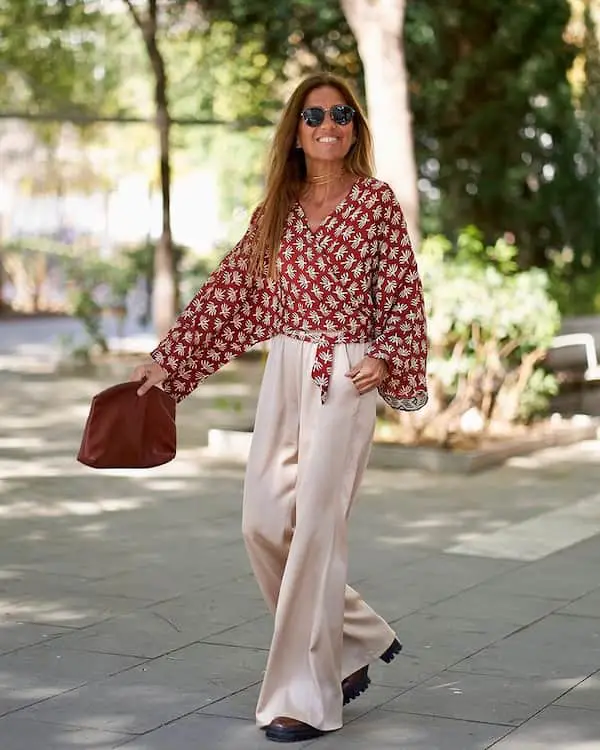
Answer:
[{"left": 242, "top": 335, "right": 396, "bottom": 732}]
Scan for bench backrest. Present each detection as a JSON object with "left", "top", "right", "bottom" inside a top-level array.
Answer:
[{"left": 546, "top": 333, "right": 599, "bottom": 373}]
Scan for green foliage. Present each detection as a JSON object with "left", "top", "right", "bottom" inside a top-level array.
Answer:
[
  {"left": 518, "top": 367, "right": 559, "bottom": 422},
  {"left": 0, "top": 0, "right": 120, "bottom": 115},
  {"left": 69, "top": 288, "right": 108, "bottom": 356},
  {"left": 197, "top": 0, "right": 362, "bottom": 85},
  {"left": 63, "top": 253, "right": 114, "bottom": 354},
  {"left": 419, "top": 228, "right": 561, "bottom": 427},
  {"left": 548, "top": 266, "right": 600, "bottom": 315},
  {"left": 194, "top": 0, "right": 600, "bottom": 293},
  {"left": 406, "top": 0, "right": 600, "bottom": 272},
  {"left": 4, "top": 1, "right": 600, "bottom": 322}
]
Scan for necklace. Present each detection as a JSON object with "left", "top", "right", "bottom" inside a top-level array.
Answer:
[{"left": 306, "top": 170, "right": 345, "bottom": 186}]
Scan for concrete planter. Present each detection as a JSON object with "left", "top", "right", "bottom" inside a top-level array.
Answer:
[{"left": 205, "top": 420, "right": 599, "bottom": 474}]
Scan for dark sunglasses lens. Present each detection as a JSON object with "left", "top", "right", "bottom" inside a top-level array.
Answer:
[
  {"left": 332, "top": 105, "right": 355, "bottom": 125},
  {"left": 302, "top": 108, "right": 325, "bottom": 127}
]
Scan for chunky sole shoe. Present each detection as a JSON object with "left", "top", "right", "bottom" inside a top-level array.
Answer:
[
  {"left": 342, "top": 665, "right": 370, "bottom": 705},
  {"left": 342, "top": 637, "right": 403, "bottom": 706},
  {"left": 265, "top": 717, "right": 325, "bottom": 743},
  {"left": 380, "top": 637, "right": 403, "bottom": 664}
]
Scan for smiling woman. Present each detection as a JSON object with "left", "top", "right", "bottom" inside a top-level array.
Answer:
[
  {"left": 296, "top": 87, "right": 359, "bottom": 233},
  {"left": 250, "top": 74, "right": 375, "bottom": 279},
  {"left": 129, "top": 73, "right": 428, "bottom": 744}
]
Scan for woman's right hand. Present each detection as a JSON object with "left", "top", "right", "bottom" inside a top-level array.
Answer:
[{"left": 130, "top": 360, "right": 168, "bottom": 396}]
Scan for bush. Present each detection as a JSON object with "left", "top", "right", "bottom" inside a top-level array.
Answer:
[{"left": 392, "top": 228, "right": 561, "bottom": 445}]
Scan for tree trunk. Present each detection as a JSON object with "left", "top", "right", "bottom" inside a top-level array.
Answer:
[
  {"left": 148, "top": 36, "right": 178, "bottom": 339},
  {"left": 123, "top": 0, "right": 178, "bottom": 339},
  {"left": 341, "top": 0, "right": 420, "bottom": 246}
]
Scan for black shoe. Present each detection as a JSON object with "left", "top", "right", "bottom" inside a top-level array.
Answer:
[
  {"left": 342, "top": 637, "right": 403, "bottom": 705},
  {"left": 342, "top": 665, "right": 370, "bottom": 705},
  {"left": 380, "top": 637, "right": 403, "bottom": 664},
  {"left": 265, "top": 717, "right": 325, "bottom": 743}
]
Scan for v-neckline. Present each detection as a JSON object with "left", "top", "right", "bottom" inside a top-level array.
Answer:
[{"left": 296, "top": 177, "right": 362, "bottom": 236}]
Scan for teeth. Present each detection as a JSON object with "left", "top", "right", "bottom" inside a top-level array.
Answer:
[{"left": 317, "top": 137, "right": 338, "bottom": 143}]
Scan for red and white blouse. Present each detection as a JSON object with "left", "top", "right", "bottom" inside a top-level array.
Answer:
[{"left": 151, "top": 177, "right": 428, "bottom": 411}]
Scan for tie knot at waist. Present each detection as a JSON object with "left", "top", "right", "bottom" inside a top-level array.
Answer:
[{"left": 282, "top": 329, "right": 366, "bottom": 404}]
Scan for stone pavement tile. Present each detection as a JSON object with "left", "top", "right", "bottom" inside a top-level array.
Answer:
[
  {"left": 304, "top": 709, "right": 510, "bottom": 750},
  {"left": 0, "top": 620, "right": 73, "bottom": 656},
  {"left": 376, "top": 552, "right": 517, "bottom": 597},
  {"left": 58, "top": 580, "right": 269, "bottom": 659},
  {"left": 558, "top": 589, "right": 600, "bottom": 619},
  {"left": 346, "top": 542, "right": 433, "bottom": 586},
  {"left": 383, "top": 670, "right": 567, "bottom": 726},
  {"left": 445, "top": 491, "right": 600, "bottom": 563},
  {"left": 343, "top": 556, "right": 520, "bottom": 626},
  {"left": 0, "top": 715, "right": 131, "bottom": 750},
  {"left": 342, "top": 585, "right": 434, "bottom": 624},
  {"left": 162, "top": 640, "right": 266, "bottom": 681},
  {"left": 452, "top": 614, "right": 600, "bottom": 681},
  {"left": 423, "top": 588, "right": 568, "bottom": 627},
  {"left": 113, "top": 714, "right": 314, "bottom": 750},
  {"left": 15, "top": 682, "right": 208, "bottom": 736},
  {"left": 352, "top": 468, "right": 586, "bottom": 553},
  {"left": 391, "top": 613, "right": 522, "bottom": 667},
  {"left": 466, "top": 556, "right": 600, "bottom": 601},
  {"left": 560, "top": 534, "right": 600, "bottom": 562},
  {"left": 369, "top": 651, "right": 456, "bottom": 691},
  {"left": 202, "top": 614, "right": 272, "bottom": 650},
  {"left": 20, "top": 643, "right": 265, "bottom": 733},
  {"left": 0, "top": 592, "right": 154, "bottom": 629},
  {"left": 0, "top": 644, "right": 142, "bottom": 715},
  {"left": 555, "top": 673, "right": 600, "bottom": 710},
  {"left": 488, "top": 705, "right": 600, "bottom": 749},
  {"left": 196, "top": 682, "right": 403, "bottom": 724},
  {"left": 364, "top": 618, "right": 516, "bottom": 691},
  {"left": 82, "top": 568, "right": 212, "bottom": 603},
  {"left": 148, "top": 579, "right": 266, "bottom": 631},
  {"left": 194, "top": 681, "right": 260, "bottom": 721},
  {"left": 366, "top": 616, "right": 519, "bottom": 692},
  {"left": 342, "top": 684, "right": 410, "bottom": 725},
  {"left": 0, "top": 570, "right": 152, "bottom": 602},
  {"left": 51, "top": 609, "right": 216, "bottom": 659},
  {"left": 2, "top": 552, "right": 140, "bottom": 583},
  {"left": 79, "top": 541, "right": 252, "bottom": 599},
  {"left": 0, "top": 566, "right": 108, "bottom": 593}
]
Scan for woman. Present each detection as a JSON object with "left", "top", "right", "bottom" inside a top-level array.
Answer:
[{"left": 131, "top": 73, "right": 428, "bottom": 743}]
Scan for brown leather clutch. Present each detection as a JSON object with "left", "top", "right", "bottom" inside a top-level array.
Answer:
[{"left": 77, "top": 381, "right": 176, "bottom": 469}]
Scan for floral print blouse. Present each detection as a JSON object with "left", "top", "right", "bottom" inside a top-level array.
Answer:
[{"left": 151, "top": 177, "right": 428, "bottom": 411}]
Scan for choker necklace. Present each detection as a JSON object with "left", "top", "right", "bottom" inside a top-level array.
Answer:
[{"left": 306, "top": 170, "right": 345, "bottom": 186}]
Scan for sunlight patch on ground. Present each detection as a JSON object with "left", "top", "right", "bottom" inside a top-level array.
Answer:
[
  {"left": 508, "top": 439, "right": 600, "bottom": 470},
  {"left": 375, "top": 533, "right": 435, "bottom": 547},
  {"left": 0, "top": 497, "right": 145, "bottom": 519},
  {"left": 0, "top": 599, "right": 101, "bottom": 624},
  {"left": 546, "top": 676, "right": 600, "bottom": 691},
  {"left": 446, "top": 492, "right": 600, "bottom": 561}
]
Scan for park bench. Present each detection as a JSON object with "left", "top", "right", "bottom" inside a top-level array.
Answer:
[{"left": 544, "top": 332, "right": 600, "bottom": 413}]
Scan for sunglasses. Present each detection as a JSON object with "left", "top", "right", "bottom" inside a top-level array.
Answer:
[{"left": 300, "top": 105, "right": 355, "bottom": 128}]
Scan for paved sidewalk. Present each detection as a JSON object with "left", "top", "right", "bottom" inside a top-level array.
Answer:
[{"left": 1, "top": 355, "right": 600, "bottom": 749}]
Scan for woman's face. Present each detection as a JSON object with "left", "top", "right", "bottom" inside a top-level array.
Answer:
[{"left": 296, "top": 85, "right": 355, "bottom": 166}]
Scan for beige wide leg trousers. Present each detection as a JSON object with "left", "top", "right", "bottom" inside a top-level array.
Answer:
[{"left": 242, "top": 335, "right": 396, "bottom": 732}]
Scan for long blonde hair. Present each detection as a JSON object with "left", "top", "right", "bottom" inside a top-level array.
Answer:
[{"left": 249, "top": 74, "right": 375, "bottom": 278}]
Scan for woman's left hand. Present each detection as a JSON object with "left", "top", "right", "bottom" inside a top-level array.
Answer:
[{"left": 345, "top": 356, "right": 388, "bottom": 395}]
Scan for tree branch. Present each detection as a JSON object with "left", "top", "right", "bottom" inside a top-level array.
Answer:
[{"left": 122, "top": 0, "right": 145, "bottom": 35}]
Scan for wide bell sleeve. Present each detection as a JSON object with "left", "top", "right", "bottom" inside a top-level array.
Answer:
[
  {"left": 150, "top": 209, "right": 275, "bottom": 402},
  {"left": 365, "top": 186, "right": 428, "bottom": 411}
]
